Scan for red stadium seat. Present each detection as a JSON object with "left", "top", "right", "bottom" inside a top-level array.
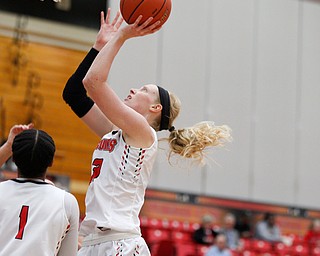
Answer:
[
  {"left": 241, "top": 250, "right": 257, "bottom": 256},
  {"left": 175, "top": 242, "right": 197, "bottom": 256},
  {"left": 152, "top": 240, "right": 176, "bottom": 256},
  {"left": 190, "top": 222, "right": 201, "bottom": 232},
  {"left": 239, "top": 238, "right": 252, "bottom": 251},
  {"left": 230, "top": 249, "right": 240, "bottom": 256},
  {"left": 291, "top": 244, "right": 309, "bottom": 256},
  {"left": 172, "top": 230, "right": 194, "bottom": 243},
  {"left": 149, "top": 218, "right": 163, "bottom": 229},
  {"left": 169, "top": 220, "right": 184, "bottom": 230},
  {"left": 251, "top": 240, "right": 272, "bottom": 253},
  {"left": 181, "top": 221, "right": 194, "bottom": 232},
  {"left": 145, "top": 228, "right": 171, "bottom": 245},
  {"left": 312, "top": 246, "right": 320, "bottom": 256},
  {"left": 139, "top": 215, "right": 148, "bottom": 227},
  {"left": 196, "top": 245, "right": 210, "bottom": 256},
  {"left": 139, "top": 216, "right": 163, "bottom": 229},
  {"left": 273, "top": 242, "right": 292, "bottom": 256},
  {"left": 288, "top": 233, "right": 305, "bottom": 245}
]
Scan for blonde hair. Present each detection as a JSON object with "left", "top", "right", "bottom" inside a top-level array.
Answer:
[
  {"left": 155, "top": 91, "right": 232, "bottom": 165},
  {"left": 168, "top": 121, "right": 232, "bottom": 164}
]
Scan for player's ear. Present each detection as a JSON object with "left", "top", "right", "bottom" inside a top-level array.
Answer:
[
  {"left": 150, "top": 103, "right": 162, "bottom": 113},
  {"left": 48, "top": 160, "right": 53, "bottom": 167}
]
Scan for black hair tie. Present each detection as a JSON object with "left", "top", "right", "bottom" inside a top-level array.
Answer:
[{"left": 169, "top": 126, "right": 175, "bottom": 132}]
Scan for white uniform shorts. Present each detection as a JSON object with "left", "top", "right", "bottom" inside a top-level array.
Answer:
[{"left": 77, "top": 236, "right": 151, "bottom": 256}]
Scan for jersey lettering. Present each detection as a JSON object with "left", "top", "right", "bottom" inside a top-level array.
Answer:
[
  {"left": 96, "top": 138, "right": 117, "bottom": 152},
  {"left": 90, "top": 158, "right": 103, "bottom": 183},
  {"left": 15, "top": 205, "right": 29, "bottom": 240}
]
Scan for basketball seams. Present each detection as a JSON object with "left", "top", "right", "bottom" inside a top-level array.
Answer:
[
  {"left": 128, "top": 0, "right": 145, "bottom": 24},
  {"left": 152, "top": 0, "right": 167, "bottom": 20},
  {"left": 120, "top": 0, "right": 126, "bottom": 13}
]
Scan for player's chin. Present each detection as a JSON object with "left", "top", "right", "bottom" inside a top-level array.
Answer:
[{"left": 123, "top": 99, "right": 133, "bottom": 108}]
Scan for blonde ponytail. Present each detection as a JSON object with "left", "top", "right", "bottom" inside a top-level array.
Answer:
[
  {"left": 167, "top": 121, "right": 232, "bottom": 164},
  {"left": 153, "top": 89, "right": 231, "bottom": 164}
]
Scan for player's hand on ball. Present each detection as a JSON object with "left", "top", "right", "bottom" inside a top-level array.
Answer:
[
  {"left": 119, "top": 16, "right": 162, "bottom": 40},
  {"left": 94, "top": 8, "right": 124, "bottom": 51}
]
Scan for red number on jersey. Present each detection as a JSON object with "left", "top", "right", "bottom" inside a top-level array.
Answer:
[
  {"left": 15, "top": 205, "right": 29, "bottom": 240},
  {"left": 89, "top": 158, "right": 103, "bottom": 183}
]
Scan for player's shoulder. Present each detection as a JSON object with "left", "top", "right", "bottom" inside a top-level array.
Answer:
[
  {"left": 63, "top": 190, "right": 78, "bottom": 206},
  {"left": 0, "top": 179, "right": 15, "bottom": 188}
]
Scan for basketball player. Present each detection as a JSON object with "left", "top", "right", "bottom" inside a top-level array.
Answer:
[
  {"left": 0, "top": 129, "right": 79, "bottom": 256},
  {"left": 0, "top": 123, "right": 33, "bottom": 167},
  {"left": 63, "top": 9, "right": 231, "bottom": 255}
]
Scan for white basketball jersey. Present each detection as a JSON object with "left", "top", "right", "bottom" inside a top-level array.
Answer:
[
  {"left": 0, "top": 179, "right": 70, "bottom": 256},
  {"left": 80, "top": 128, "right": 158, "bottom": 237}
]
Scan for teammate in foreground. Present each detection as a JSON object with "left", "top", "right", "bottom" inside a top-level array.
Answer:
[
  {"left": 63, "top": 9, "right": 231, "bottom": 255},
  {"left": 0, "top": 129, "right": 79, "bottom": 256}
]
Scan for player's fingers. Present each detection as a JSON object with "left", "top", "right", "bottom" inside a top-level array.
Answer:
[
  {"left": 27, "top": 123, "right": 34, "bottom": 129},
  {"left": 133, "top": 15, "right": 143, "bottom": 27},
  {"left": 147, "top": 21, "right": 161, "bottom": 32},
  {"left": 105, "top": 8, "right": 111, "bottom": 23},
  {"left": 100, "top": 11, "right": 105, "bottom": 25},
  {"left": 139, "top": 17, "right": 154, "bottom": 29},
  {"left": 111, "top": 10, "right": 121, "bottom": 26},
  {"left": 150, "top": 24, "right": 162, "bottom": 34},
  {"left": 115, "top": 17, "right": 124, "bottom": 30}
]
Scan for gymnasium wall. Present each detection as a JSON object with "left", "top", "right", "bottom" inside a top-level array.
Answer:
[
  {"left": 0, "top": 0, "right": 320, "bottom": 213},
  {"left": 0, "top": 35, "right": 97, "bottom": 213},
  {"left": 107, "top": 0, "right": 320, "bottom": 210}
]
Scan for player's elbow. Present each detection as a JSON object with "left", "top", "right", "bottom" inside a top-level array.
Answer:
[{"left": 82, "top": 74, "right": 98, "bottom": 92}]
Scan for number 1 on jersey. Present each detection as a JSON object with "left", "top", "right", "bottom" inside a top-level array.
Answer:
[{"left": 15, "top": 205, "right": 29, "bottom": 240}]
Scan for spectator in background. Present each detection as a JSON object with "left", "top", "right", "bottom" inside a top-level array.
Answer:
[
  {"left": 304, "top": 218, "right": 320, "bottom": 246},
  {"left": 193, "top": 214, "right": 218, "bottom": 245},
  {"left": 235, "top": 212, "right": 252, "bottom": 238},
  {"left": 219, "top": 213, "right": 240, "bottom": 250},
  {"left": 255, "top": 213, "right": 282, "bottom": 243},
  {"left": 205, "top": 234, "right": 231, "bottom": 256}
]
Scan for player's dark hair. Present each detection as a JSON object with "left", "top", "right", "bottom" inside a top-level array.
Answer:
[{"left": 12, "top": 129, "right": 55, "bottom": 178}]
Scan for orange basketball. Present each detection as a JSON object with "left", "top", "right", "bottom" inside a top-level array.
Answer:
[{"left": 120, "top": 0, "right": 172, "bottom": 26}]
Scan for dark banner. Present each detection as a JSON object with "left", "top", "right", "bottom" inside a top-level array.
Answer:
[{"left": 0, "top": 0, "right": 108, "bottom": 29}]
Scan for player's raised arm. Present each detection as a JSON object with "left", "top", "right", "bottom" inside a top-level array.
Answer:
[
  {"left": 83, "top": 17, "right": 161, "bottom": 147},
  {"left": 63, "top": 9, "right": 123, "bottom": 137}
]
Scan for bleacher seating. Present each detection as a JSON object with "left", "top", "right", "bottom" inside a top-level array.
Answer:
[
  {"left": 251, "top": 240, "right": 272, "bottom": 254},
  {"left": 152, "top": 240, "right": 176, "bottom": 256},
  {"left": 291, "top": 244, "right": 309, "bottom": 256},
  {"left": 273, "top": 242, "right": 292, "bottom": 256},
  {"left": 239, "top": 238, "right": 253, "bottom": 251},
  {"left": 196, "top": 245, "right": 210, "bottom": 256},
  {"left": 312, "top": 246, "right": 320, "bottom": 256},
  {"left": 172, "top": 230, "right": 194, "bottom": 243},
  {"left": 139, "top": 216, "right": 318, "bottom": 256},
  {"left": 241, "top": 250, "right": 257, "bottom": 256}
]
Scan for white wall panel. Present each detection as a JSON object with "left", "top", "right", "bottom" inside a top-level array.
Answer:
[
  {"left": 204, "top": 0, "right": 255, "bottom": 199},
  {"left": 296, "top": 0, "right": 320, "bottom": 208},
  {"left": 148, "top": 0, "right": 212, "bottom": 193},
  {"left": 252, "top": 0, "right": 299, "bottom": 204}
]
